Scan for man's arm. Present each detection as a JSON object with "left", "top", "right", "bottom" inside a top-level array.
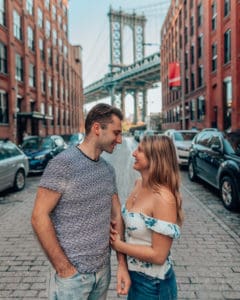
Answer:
[
  {"left": 111, "top": 193, "right": 131, "bottom": 295},
  {"left": 31, "top": 187, "right": 77, "bottom": 278}
]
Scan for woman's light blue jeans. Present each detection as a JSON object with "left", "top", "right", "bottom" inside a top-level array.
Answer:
[
  {"left": 127, "top": 267, "right": 177, "bottom": 300},
  {"left": 48, "top": 264, "right": 111, "bottom": 300}
]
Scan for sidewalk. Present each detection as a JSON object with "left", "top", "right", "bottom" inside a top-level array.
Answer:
[{"left": 0, "top": 182, "right": 240, "bottom": 299}]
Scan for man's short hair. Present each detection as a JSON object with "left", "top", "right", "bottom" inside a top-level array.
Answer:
[{"left": 85, "top": 103, "right": 123, "bottom": 135}]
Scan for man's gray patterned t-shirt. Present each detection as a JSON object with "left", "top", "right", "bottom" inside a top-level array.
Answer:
[{"left": 39, "top": 146, "right": 118, "bottom": 273}]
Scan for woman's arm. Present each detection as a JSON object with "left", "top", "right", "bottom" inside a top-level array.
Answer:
[{"left": 110, "top": 188, "right": 177, "bottom": 265}]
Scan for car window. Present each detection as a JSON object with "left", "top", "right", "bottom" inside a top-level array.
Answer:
[
  {"left": 208, "top": 135, "right": 222, "bottom": 149},
  {"left": 42, "top": 138, "right": 53, "bottom": 149},
  {"left": 195, "top": 132, "right": 212, "bottom": 147},
  {"left": 55, "top": 137, "right": 64, "bottom": 147},
  {"left": 224, "top": 132, "right": 240, "bottom": 155},
  {"left": 2, "top": 142, "right": 21, "bottom": 158},
  {"left": 22, "top": 139, "right": 39, "bottom": 150}
]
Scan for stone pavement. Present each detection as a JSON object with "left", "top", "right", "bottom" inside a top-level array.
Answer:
[{"left": 0, "top": 179, "right": 240, "bottom": 299}]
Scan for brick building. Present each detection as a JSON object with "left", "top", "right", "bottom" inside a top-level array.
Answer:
[
  {"left": 160, "top": 0, "right": 240, "bottom": 131},
  {"left": 0, "top": 0, "right": 84, "bottom": 144}
]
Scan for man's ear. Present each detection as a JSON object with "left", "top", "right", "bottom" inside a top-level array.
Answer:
[{"left": 93, "top": 122, "right": 101, "bottom": 135}]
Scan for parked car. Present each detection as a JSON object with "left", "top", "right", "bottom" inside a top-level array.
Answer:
[
  {"left": 0, "top": 139, "right": 29, "bottom": 192},
  {"left": 68, "top": 133, "right": 85, "bottom": 147},
  {"left": 164, "top": 129, "right": 199, "bottom": 166},
  {"left": 134, "top": 130, "right": 144, "bottom": 142},
  {"left": 21, "top": 135, "right": 66, "bottom": 173},
  {"left": 188, "top": 130, "right": 240, "bottom": 211},
  {"left": 139, "top": 129, "right": 160, "bottom": 141}
]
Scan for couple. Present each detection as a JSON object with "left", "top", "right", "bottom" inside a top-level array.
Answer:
[{"left": 31, "top": 103, "right": 183, "bottom": 300}]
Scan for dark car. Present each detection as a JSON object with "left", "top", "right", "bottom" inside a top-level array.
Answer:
[
  {"left": 0, "top": 139, "right": 29, "bottom": 192},
  {"left": 188, "top": 130, "right": 240, "bottom": 211},
  {"left": 21, "top": 135, "right": 66, "bottom": 173}
]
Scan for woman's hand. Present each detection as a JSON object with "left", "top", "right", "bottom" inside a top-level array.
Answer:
[{"left": 110, "top": 220, "right": 121, "bottom": 250}]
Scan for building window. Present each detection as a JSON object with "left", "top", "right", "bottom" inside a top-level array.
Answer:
[
  {"left": 0, "top": 90, "right": 8, "bottom": 124},
  {"left": 26, "top": 0, "right": 33, "bottom": 15},
  {"left": 52, "top": 5, "right": 56, "bottom": 20},
  {"left": 197, "top": 3, "right": 202, "bottom": 26},
  {"left": 15, "top": 54, "right": 23, "bottom": 81},
  {"left": 211, "top": 1, "right": 217, "bottom": 31},
  {"left": 184, "top": 26, "right": 188, "bottom": 44},
  {"left": 45, "top": 19, "right": 51, "bottom": 39},
  {"left": 190, "top": 16, "right": 194, "bottom": 36},
  {"left": 41, "top": 71, "right": 46, "bottom": 92},
  {"left": 0, "top": 42, "right": 7, "bottom": 74},
  {"left": 0, "top": 0, "right": 6, "bottom": 26},
  {"left": 223, "top": 77, "right": 232, "bottom": 129},
  {"left": 224, "top": 0, "right": 230, "bottom": 17},
  {"left": 211, "top": 43, "right": 217, "bottom": 71},
  {"left": 191, "top": 73, "right": 195, "bottom": 91},
  {"left": 39, "top": 38, "right": 44, "bottom": 60},
  {"left": 13, "top": 10, "right": 22, "bottom": 40},
  {"left": 48, "top": 78, "right": 53, "bottom": 96},
  {"left": 198, "top": 35, "right": 203, "bottom": 58},
  {"left": 190, "top": 45, "right": 194, "bottom": 64},
  {"left": 58, "top": 15, "right": 62, "bottom": 29},
  {"left": 197, "top": 97, "right": 205, "bottom": 121},
  {"left": 198, "top": 65, "right": 203, "bottom": 87},
  {"left": 59, "top": 39, "right": 62, "bottom": 53},
  {"left": 47, "top": 48, "right": 52, "bottom": 66},
  {"left": 27, "top": 26, "right": 34, "bottom": 51},
  {"left": 37, "top": 8, "right": 43, "bottom": 28},
  {"left": 224, "top": 29, "right": 231, "bottom": 64},
  {"left": 184, "top": 52, "right": 188, "bottom": 69},
  {"left": 190, "top": 99, "right": 195, "bottom": 121},
  {"left": 45, "top": 0, "right": 50, "bottom": 9},
  {"left": 185, "top": 77, "right": 189, "bottom": 94},
  {"left": 52, "top": 29, "right": 57, "bottom": 46},
  {"left": 29, "top": 63, "right": 35, "bottom": 87}
]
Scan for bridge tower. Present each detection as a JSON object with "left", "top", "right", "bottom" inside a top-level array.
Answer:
[
  {"left": 108, "top": 7, "right": 146, "bottom": 72},
  {"left": 108, "top": 8, "right": 147, "bottom": 123}
]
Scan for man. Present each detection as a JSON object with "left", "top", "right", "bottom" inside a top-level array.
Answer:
[{"left": 31, "top": 103, "right": 130, "bottom": 299}]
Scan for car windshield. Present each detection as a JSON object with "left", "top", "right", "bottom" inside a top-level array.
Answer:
[
  {"left": 22, "top": 137, "right": 53, "bottom": 150},
  {"left": 224, "top": 132, "right": 240, "bottom": 156},
  {"left": 174, "top": 132, "right": 197, "bottom": 141}
]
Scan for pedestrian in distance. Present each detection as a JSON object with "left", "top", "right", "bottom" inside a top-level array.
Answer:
[
  {"left": 110, "top": 135, "right": 184, "bottom": 300},
  {"left": 31, "top": 103, "right": 131, "bottom": 300}
]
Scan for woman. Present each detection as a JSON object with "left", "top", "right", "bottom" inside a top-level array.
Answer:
[{"left": 110, "top": 135, "right": 184, "bottom": 300}]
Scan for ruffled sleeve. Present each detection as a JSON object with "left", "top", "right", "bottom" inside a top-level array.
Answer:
[{"left": 140, "top": 213, "right": 181, "bottom": 239}]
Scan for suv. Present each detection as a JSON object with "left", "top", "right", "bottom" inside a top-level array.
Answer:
[
  {"left": 188, "top": 130, "right": 240, "bottom": 211},
  {"left": 0, "top": 139, "right": 29, "bottom": 192}
]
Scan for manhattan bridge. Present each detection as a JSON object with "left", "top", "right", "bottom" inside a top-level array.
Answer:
[{"left": 83, "top": 2, "right": 170, "bottom": 123}]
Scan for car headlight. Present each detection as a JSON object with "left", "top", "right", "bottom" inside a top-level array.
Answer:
[{"left": 33, "top": 154, "right": 46, "bottom": 160}]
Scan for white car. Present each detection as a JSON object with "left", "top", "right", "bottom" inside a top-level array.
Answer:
[
  {"left": 164, "top": 129, "right": 199, "bottom": 166},
  {"left": 0, "top": 139, "right": 29, "bottom": 192}
]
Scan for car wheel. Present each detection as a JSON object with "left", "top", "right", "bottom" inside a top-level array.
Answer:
[
  {"left": 14, "top": 170, "right": 25, "bottom": 191},
  {"left": 188, "top": 160, "right": 197, "bottom": 181},
  {"left": 220, "top": 176, "right": 238, "bottom": 211}
]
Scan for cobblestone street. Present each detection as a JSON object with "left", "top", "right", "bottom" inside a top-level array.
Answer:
[{"left": 0, "top": 138, "right": 240, "bottom": 299}]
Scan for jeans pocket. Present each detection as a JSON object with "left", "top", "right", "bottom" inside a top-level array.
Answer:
[{"left": 55, "top": 272, "right": 89, "bottom": 287}]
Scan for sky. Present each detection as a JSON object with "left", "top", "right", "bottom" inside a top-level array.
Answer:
[{"left": 68, "top": 0, "right": 171, "bottom": 117}]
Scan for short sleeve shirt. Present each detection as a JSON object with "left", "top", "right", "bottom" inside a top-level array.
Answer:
[{"left": 39, "top": 146, "right": 118, "bottom": 273}]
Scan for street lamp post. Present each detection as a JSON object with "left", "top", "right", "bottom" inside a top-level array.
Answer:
[{"left": 180, "top": 49, "right": 186, "bottom": 130}]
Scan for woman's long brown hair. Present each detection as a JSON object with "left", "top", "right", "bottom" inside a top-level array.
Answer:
[{"left": 141, "top": 135, "right": 184, "bottom": 226}]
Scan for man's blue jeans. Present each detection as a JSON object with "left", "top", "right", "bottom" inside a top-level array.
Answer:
[
  {"left": 127, "top": 267, "right": 177, "bottom": 300},
  {"left": 49, "top": 264, "right": 111, "bottom": 300}
]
